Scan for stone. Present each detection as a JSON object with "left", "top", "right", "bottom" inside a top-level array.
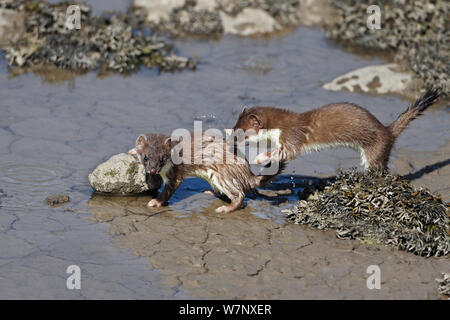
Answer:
[
  {"left": 219, "top": 8, "right": 280, "bottom": 36},
  {"left": 322, "top": 64, "right": 413, "bottom": 95},
  {"left": 88, "top": 153, "right": 162, "bottom": 194},
  {"left": 134, "top": 0, "right": 185, "bottom": 24},
  {"left": 44, "top": 194, "right": 70, "bottom": 207}
]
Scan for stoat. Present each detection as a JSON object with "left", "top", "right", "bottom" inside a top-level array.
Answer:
[
  {"left": 232, "top": 88, "right": 442, "bottom": 170},
  {"left": 129, "top": 133, "right": 285, "bottom": 213}
]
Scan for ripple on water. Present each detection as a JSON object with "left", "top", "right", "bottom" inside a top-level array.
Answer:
[
  {"left": 0, "top": 164, "right": 75, "bottom": 209},
  {"left": 0, "top": 164, "right": 64, "bottom": 186}
]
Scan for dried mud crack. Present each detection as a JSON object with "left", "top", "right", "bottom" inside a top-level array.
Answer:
[{"left": 88, "top": 195, "right": 449, "bottom": 299}]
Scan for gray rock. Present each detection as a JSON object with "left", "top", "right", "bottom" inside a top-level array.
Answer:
[
  {"left": 88, "top": 153, "right": 162, "bottom": 194},
  {"left": 44, "top": 194, "right": 70, "bottom": 207},
  {"left": 134, "top": 0, "right": 306, "bottom": 37},
  {"left": 134, "top": 0, "right": 186, "bottom": 24},
  {"left": 322, "top": 64, "right": 413, "bottom": 95},
  {"left": 219, "top": 8, "right": 280, "bottom": 36}
]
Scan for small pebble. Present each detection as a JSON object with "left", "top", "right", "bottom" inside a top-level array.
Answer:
[{"left": 45, "top": 194, "right": 70, "bottom": 207}]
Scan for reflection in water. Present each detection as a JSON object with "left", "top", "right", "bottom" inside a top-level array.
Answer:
[{"left": 86, "top": 173, "right": 330, "bottom": 234}]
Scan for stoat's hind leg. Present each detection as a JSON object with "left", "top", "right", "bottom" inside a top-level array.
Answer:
[
  {"left": 215, "top": 193, "right": 244, "bottom": 213},
  {"left": 203, "top": 190, "right": 215, "bottom": 196},
  {"left": 364, "top": 142, "right": 391, "bottom": 172},
  {"left": 204, "top": 190, "right": 232, "bottom": 203}
]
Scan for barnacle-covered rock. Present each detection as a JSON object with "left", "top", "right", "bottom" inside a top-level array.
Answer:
[
  {"left": 134, "top": 0, "right": 304, "bottom": 37},
  {"left": 326, "top": 0, "right": 449, "bottom": 95},
  {"left": 88, "top": 153, "right": 162, "bottom": 195},
  {"left": 323, "top": 64, "right": 413, "bottom": 95},
  {"left": 219, "top": 7, "right": 279, "bottom": 36},
  {"left": 285, "top": 169, "right": 450, "bottom": 257},
  {"left": 0, "top": 0, "right": 196, "bottom": 73}
]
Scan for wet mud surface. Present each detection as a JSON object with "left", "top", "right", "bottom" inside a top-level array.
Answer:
[
  {"left": 90, "top": 195, "right": 449, "bottom": 299},
  {"left": 0, "top": 1, "right": 449, "bottom": 299}
]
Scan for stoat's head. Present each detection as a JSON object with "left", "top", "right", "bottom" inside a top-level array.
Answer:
[
  {"left": 232, "top": 106, "right": 264, "bottom": 136},
  {"left": 134, "top": 133, "right": 173, "bottom": 175}
]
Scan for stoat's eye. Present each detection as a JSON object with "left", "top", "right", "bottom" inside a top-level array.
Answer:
[
  {"left": 159, "top": 156, "right": 165, "bottom": 164},
  {"left": 143, "top": 155, "right": 148, "bottom": 161}
]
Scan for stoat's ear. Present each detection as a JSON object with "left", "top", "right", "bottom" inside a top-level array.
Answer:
[
  {"left": 136, "top": 134, "right": 148, "bottom": 149},
  {"left": 249, "top": 114, "right": 262, "bottom": 128},
  {"left": 242, "top": 106, "right": 249, "bottom": 114},
  {"left": 164, "top": 136, "right": 182, "bottom": 148}
]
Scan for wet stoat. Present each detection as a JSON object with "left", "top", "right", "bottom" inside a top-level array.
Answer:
[
  {"left": 129, "top": 133, "right": 285, "bottom": 213},
  {"left": 232, "top": 88, "right": 442, "bottom": 170}
]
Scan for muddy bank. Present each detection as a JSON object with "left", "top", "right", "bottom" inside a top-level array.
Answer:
[
  {"left": 393, "top": 142, "right": 450, "bottom": 200},
  {"left": 325, "top": 0, "right": 449, "bottom": 96},
  {"left": 89, "top": 194, "right": 449, "bottom": 299}
]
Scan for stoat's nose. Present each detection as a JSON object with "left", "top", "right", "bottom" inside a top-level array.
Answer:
[{"left": 150, "top": 169, "right": 157, "bottom": 174}]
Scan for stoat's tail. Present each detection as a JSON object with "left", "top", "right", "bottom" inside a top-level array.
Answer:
[
  {"left": 254, "top": 161, "right": 286, "bottom": 187},
  {"left": 388, "top": 88, "right": 442, "bottom": 138}
]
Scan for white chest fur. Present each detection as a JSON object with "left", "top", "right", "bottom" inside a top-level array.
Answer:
[
  {"left": 301, "top": 142, "right": 369, "bottom": 169},
  {"left": 246, "top": 129, "right": 282, "bottom": 148}
]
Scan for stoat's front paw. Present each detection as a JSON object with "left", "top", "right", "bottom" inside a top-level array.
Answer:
[
  {"left": 253, "top": 152, "right": 270, "bottom": 164},
  {"left": 147, "top": 199, "right": 163, "bottom": 208},
  {"left": 215, "top": 205, "right": 233, "bottom": 214}
]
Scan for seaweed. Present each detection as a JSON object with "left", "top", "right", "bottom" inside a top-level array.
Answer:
[{"left": 286, "top": 169, "right": 450, "bottom": 257}]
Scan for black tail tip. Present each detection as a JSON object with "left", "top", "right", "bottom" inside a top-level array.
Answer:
[{"left": 414, "top": 87, "right": 442, "bottom": 111}]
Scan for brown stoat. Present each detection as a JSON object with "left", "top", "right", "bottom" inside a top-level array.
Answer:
[
  {"left": 232, "top": 88, "right": 442, "bottom": 170},
  {"left": 129, "top": 133, "right": 285, "bottom": 213}
]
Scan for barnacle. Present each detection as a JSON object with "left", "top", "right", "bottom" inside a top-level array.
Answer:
[
  {"left": 1, "top": 0, "right": 196, "bottom": 73},
  {"left": 326, "top": 0, "right": 449, "bottom": 94},
  {"left": 286, "top": 169, "right": 450, "bottom": 257}
]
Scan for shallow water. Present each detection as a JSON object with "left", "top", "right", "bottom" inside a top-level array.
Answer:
[{"left": 0, "top": 1, "right": 449, "bottom": 299}]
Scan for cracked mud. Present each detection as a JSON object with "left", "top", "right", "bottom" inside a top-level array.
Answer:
[{"left": 89, "top": 194, "right": 449, "bottom": 299}]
